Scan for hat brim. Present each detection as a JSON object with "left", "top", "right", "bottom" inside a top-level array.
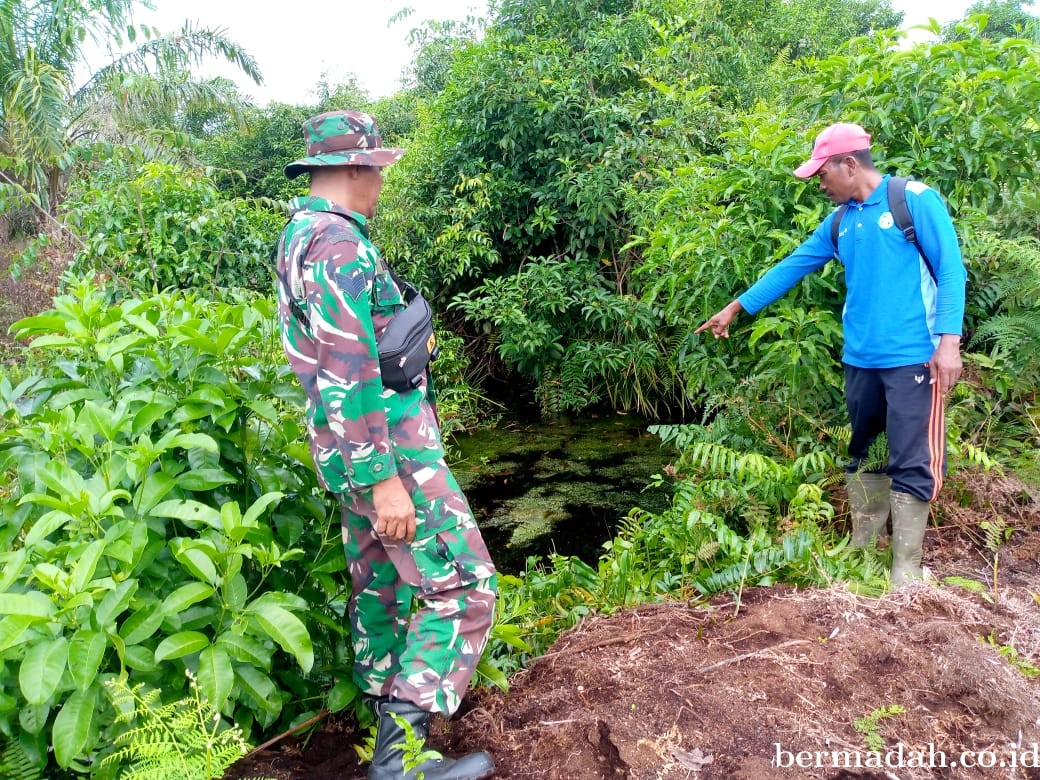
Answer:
[
  {"left": 793, "top": 156, "right": 827, "bottom": 179},
  {"left": 284, "top": 148, "right": 406, "bottom": 180}
]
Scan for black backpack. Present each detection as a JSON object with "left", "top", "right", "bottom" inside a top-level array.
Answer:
[{"left": 830, "top": 176, "right": 936, "bottom": 282}]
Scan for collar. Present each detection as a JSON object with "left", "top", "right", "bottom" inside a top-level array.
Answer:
[
  {"left": 289, "top": 196, "right": 369, "bottom": 237},
  {"left": 854, "top": 174, "right": 890, "bottom": 207}
]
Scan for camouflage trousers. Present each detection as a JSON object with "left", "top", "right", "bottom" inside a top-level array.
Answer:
[{"left": 340, "top": 462, "right": 497, "bottom": 716}]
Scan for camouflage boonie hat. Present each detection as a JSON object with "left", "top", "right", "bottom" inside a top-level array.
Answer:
[{"left": 284, "top": 110, "right": 405, "bottom": 179}]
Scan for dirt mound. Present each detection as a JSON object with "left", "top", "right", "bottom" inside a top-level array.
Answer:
[
  {"left": 456, "top": 584, "right": 1040, "bottom": 779},
  {"left": 227, "top": 476, "right": 1040, "bottom": 780}
]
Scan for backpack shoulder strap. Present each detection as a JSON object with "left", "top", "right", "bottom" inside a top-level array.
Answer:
[
  {"left": 830, "top": 204, "right": 847, "bottom": 259},
  {"left": 888, "top": 176, "right": 936, "bottom": 282}
]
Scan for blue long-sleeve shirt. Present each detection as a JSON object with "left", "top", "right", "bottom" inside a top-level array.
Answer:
[{"left": 738, "top": 175, "right": 967, "bottom": 369}]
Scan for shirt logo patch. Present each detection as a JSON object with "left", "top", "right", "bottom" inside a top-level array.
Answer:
[
  {"left": 878, "top": 212, "right": 895, "bottom": 230},
  {"left": 335, "top": 269, "right": 367, "bottom": 302}
]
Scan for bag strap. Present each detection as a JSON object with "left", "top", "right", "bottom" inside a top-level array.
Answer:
[
  {"left": 830, "top": 204, "right": 847, "bottom": 258},
  {"left": 888, "top": 176, "right": 936, "bottom": 283},
  {"left": 829, "top": 177, "right": 936, "bottom": 282}
]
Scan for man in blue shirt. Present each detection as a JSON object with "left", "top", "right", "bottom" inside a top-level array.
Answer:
[{"left": 696, "top": 122, "right": 967, "bottom": 586}]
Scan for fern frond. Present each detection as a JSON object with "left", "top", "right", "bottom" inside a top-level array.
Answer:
[
  {"left": 824, "top": 426, "right": 851, "bottom": 444},
  {"left": 0, "top": 740, "right": 43, "bottom": 780},
  {"left": 948, "top": 440, "right": 1002, "bottom": 472},
  {"left": 696, "top": 559, "right": 751, "bottom": 595},
  {"left": 972, "top": 314, "right": 1040, "bottom": 352},
  {"left": 680, "top": 440, "right": 789, "bottom": 482},
  {"left": 792, "top": 448, "right": 839, "bottom": 478},
  {"left": 101, "top": 675, "right": 252, "bottom": 780}
]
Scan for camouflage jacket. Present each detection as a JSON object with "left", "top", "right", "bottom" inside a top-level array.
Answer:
[{"left": 276, "top": 196, "right": 444, "bottom": 494}]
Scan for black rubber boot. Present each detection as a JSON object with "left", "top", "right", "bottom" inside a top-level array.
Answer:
[
  {"left": 362, "top": 693, "right": 390, "bottom": 713},
  {"left": 369, "top": 700, "right": 495, "bottom": 780}
]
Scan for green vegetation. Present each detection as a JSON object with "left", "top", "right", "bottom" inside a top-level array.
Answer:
[
  {"left": 62, "top": 155, "right": 281, "bottom": 293},
  {"left": 101, "top": 675, "right": 256, "bottom": 780},
  {"left": 853, "top": 704, "right": 906, "bottom": 752},
  {"left": 2, "top": 0, "right": 1039, "bottom": 775},
  {"left": 0, "top": 0, "right": 260, "bottom": 215},
  {"left": 0, "top": 285, "right": 346, "bottom": 775},
  {"left": 982, "top": 633, "right": 1040, "bottom": 678}
]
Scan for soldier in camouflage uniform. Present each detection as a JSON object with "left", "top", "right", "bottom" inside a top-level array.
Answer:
[{"left": 275, "top": 110, "right": 497, "bottom": 780}]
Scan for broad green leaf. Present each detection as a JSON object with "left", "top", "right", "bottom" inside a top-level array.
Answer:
[
  {"left": 22, "top": 509, "right": 74, "bottom": 546},
  {"left": 53, "top": 687, "right": 96, "bottom": 767},
  {"left": 489, "top": 623, "right": 531, "bottom": 652},
  {"left": 68, "top": 630, "right": 106, "bottom": 690},
  {"left": 247, "top": 603, "right": 313, "bottom": 673},
  {"left": 27, "top": 334, "right": 79, "bottom": 349},
  {"left": 221, "top": 503, "right": 244, "bottom": 541},
  {"left": 327, "top": 679, "right": 359, "bottom": 713},
  {"left": 19, "top": 702, "right": 50, "bottom": 735},
  {"left": 118, "top": 602, "right": 165, "bottom": 645},
  {"left": 154, "top": 631, "right": 210, "bottom": 662},
  {"left": 123, "top": 312, "right": 159, "bottom": 337},
  {"left": 162, "top": 582, "right": 215, "bottom": 617},
  {"left": 283, "top": 442, "right": 315, "bottom": 468},
  {"left": 217, "top": 631, "right": 272, "bottom": 668},
  {"left": 242, "top": 492, "right": 285, "bottom": 527},
  {"left": 198, "top": 645, "right": 233, "bottom": 707},
  {"left": 235, "top": 665, "right": 279, "bottom": 713},
  {"left": 172, "top": 403, "right": 213, "bottom": 424},
  {"left": 171, "top": 544, "right": 219, "bottom": 584},
  {"left": 10, "top": 313, "right": 67, "bottom": 333},
  {"left": 476, "top": 655, "right": 509, "bottom": 692},
  {"left": 0, "top": 615, "right": 37, "bottom": 652},
  {"left": 177, "top": 468, "right": 237, "bottom": 491},
  {"left": 132, "top": 400, "right": 178, "bottom": 435},
  {"left": 20, "top": 636, "right": 69, "bottom": 704},
  {"left": 0, "top": 591, "right": 55, "bottom": 619},
  {"left": 246, "top": 398, "right": 279, "bottom": 423},
  {"left": 81, "top": 400, "right": 118, "bottom": 441},
  {"left": 152, "top": 499, "right": 222, "bottom": 530},
  {"left": 70, "top": 540, "right": 106, "bottom": 593},
  {"left": 222, "top": 573, "right": 248, "bottom": 611},
  {"left": 93, "top": 579, "right": 138, "bottom": 629},
  {"left": 46, "top": 387, "right": 107, "bottom": 408},
  {"left": 93, "top": 578, "right": 138, "bottom": 632},
  {"left": 134, "top": 471, "right": 177, "bottom": 513},
  {"left": 0, "top": 548, "right": 28, "bottom": 591},
  {"left": 168, "top": 432, "right": 219, "bottom": 451},
  {"left": 124, "top": 643, "right": 158, "bottom": 672}
]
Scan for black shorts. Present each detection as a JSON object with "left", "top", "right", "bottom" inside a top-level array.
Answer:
[{"left": 844, "top": 363, "right": 946, "bottom": 502}]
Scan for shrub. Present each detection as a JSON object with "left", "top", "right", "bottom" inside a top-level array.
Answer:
[
  {"left": 0, "top": 283, "right": 353, "bottom": 776},
  {"left": 62, "top": 156, "right": 283, "bottom": 294}
]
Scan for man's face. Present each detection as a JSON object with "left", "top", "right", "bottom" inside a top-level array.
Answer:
[
  {"left": 816, "top": 156, "right": 854, "bottom": 204},
  {"left": 351, "top": 165, "right": 384, "bottom": 218}
]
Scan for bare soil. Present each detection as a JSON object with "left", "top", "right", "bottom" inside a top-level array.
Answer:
[
  {"left": 227, "top": 471, "right": 1040, "bottom": 780},
  {"left": 0, "top": 232, "right": 66, "bottom": 361}
]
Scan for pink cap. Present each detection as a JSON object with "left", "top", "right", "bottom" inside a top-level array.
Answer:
[{"left": 793, "top": 122, "right": 872, "bottom": 178}]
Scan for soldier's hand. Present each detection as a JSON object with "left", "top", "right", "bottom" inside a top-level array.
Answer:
[
  {"left": 372, "top": 476, "right": 417, "bottom": 542},
  {"left": 695, "top": 299, "right": 744, "bottom": 339}
]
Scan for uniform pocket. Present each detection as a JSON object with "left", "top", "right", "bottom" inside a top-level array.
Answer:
[{"left": 372, "top": 271, "right": 404, "bottom": 316}]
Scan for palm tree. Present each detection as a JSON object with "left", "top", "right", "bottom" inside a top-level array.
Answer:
[{"left": 0, "top": 0, "right": 262, "bottom": 214}]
